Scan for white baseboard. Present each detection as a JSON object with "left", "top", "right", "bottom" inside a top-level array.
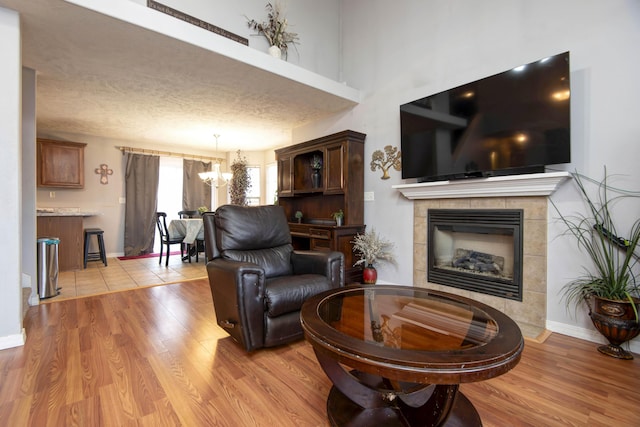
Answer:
[
  {"left": 21, "top": 273, "right": 31, "bottom": 288},
  {"left": 0, "top": 328, "right": 26, "bottom": 350},
  {"left": 547, "top": 320, "right": 640, "bottom": 354}
]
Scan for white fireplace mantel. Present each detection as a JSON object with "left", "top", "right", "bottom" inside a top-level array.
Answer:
[{"left": 393, "top": 171, "right": 571, "bottom": 200}]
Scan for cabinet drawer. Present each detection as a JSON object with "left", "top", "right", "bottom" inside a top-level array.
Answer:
[
  {"left": 311, "top": 238, "right": 331, "bottom": 251},
  {"left": 309, "top": 228, "right": 331, "bottom": 239},
  {"left": 288, "top": 224, "right": 309, "bottom": 236}
]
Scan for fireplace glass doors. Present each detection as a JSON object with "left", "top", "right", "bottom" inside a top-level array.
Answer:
[{"left": 428, "top": 209, "right": 523, "bottom": 301}]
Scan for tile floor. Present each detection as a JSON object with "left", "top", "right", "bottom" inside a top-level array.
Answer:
[{"left": 48, "top": 252, "right": 207, "bottom": 302}]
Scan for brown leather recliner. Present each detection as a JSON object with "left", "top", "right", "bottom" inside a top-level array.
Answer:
[{"left": 203, "top": 205, "right": 344, "bottom": 351}]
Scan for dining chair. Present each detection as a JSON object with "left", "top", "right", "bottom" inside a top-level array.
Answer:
[
  {"left": 155, "top": 212, "right": 187, "bottom": 266},
  {"left": 178, "top": 210, "right": 198, "bottom": 219}
]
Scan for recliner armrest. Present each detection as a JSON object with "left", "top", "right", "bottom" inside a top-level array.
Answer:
[
  {"left": 206, "top": 258, "right": 266, "bottom": 351},
  {"left": 291, "top": 250, "right": 344, "bottom": 289}
]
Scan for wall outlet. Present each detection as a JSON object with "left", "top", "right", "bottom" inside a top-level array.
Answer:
[
  {"left": 364, "top": 191, "right": 374, "bottom": 201},
  {"left": 119, "top": 197, "right": 126, "bottom": 204},
  {"left": 49, "top": 191, "right": 55, "bottom": 199}
]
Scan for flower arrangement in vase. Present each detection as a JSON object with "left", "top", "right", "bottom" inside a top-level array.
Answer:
[
  {"left": 246, "top": 2, "right": 299, "bottom": 60},
  {"left": 352, "top": 229, "right": 395, "bottom": 284}
]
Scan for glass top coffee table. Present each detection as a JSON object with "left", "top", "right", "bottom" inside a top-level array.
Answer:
[{"left": 300, "top": 285, "right": 524, "bottom": 426}]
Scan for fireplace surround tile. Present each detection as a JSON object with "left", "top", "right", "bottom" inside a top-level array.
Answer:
[{"left": 413, "top": 196, "right": 548, "bottom": 339}]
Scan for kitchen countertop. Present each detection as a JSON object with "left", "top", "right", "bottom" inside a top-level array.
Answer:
[{"left": 36, "top": 208, "right": 100, "bottom": 217}]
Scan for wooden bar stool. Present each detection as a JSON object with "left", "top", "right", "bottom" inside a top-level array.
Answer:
[{"left": 84, "top": 228, "right": 107, "bottom": 268}]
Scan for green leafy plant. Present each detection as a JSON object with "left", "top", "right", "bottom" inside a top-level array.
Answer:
[
  {"left": 332, "top": 209, "right": 344, "bottom": 220},
  {"left": 246, "top": 2, "right": 299, "bottom": 59},
  {"left": 229, "top": 150, "right": 251, "bottom": 206},
  {"left": 294, "top": 210, "right": 303, "bottom": 222},
  {"left": 197, "top": 206, "right": 208, "bottom": 215},
  {"left": 352, "top": 228, "right": 395, "bottom": 267},
  {"left": 553, "top": 169, "right": 640, "bottom": 319}
]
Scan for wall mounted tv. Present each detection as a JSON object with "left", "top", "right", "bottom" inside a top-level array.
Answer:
[{"left": 400, "top": 51, "right": 570, "bottom": 182}]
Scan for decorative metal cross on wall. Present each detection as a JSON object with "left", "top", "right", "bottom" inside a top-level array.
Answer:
[{"left": 95, "top": 164, "right": 113, "bottom": 184}]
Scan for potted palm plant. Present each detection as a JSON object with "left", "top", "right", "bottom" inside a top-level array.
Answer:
[{"left": 555, "top": 169, "right": 640, "bottom": 359}]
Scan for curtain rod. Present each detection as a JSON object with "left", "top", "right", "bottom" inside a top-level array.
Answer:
[{"left": 116, "top": 145, "right": 225, "bottom": 163}]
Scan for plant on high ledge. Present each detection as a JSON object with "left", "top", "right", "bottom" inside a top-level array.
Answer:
[
  {"left": 553, "top": 168, "right": 640, "bottom": 359},
  {"left": 246, "top": 2, "right": 299, "bottom": 59},
  {"left": 229, "top": 150, "right": 252, "bottom": 206}
]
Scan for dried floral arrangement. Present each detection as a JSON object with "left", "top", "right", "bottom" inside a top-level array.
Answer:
[
  {"left": 352, "top": 228, "right": 395, "bottom": 267},
  {"left": 229, "top": 150, "right": 252, "bottom": 206},
  {"left": 370, "top": 145, "right": 402, "bottom": 180},
  {"left": 246, "top": 2, "right": 299, "bottom": 59}
]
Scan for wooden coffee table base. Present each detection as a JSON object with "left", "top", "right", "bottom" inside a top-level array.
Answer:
[{"left": 317, "top": 350, "right": 481, "bottom": 427}]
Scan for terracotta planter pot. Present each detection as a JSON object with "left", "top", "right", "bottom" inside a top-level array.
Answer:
[{"left": 589, "top": 295, "right": 640, "bottom": 359}]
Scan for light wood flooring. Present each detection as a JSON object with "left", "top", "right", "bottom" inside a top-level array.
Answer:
[
  {"left": 51, "top": 253, "right": 207, "bottom": 301},
  {"left": 2, "top": 278, "right": 639, "bottom": 426}
]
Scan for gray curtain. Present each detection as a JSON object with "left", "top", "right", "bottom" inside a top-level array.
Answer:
[
  {"left": 124, "top": 153, "right": 160, "bottom": 256},
  {"left": 183, "top": 159, "right": 211, "bottom": 211}
]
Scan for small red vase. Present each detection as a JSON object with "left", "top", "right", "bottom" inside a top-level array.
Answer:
[{"left": 362, "top": 265, "right": 377, "bottom": 284}]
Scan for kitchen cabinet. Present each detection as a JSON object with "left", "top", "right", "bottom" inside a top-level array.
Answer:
[
  {"left": 275, "top": 130, "right": 365, "bottom": 282},
  {"left": 37, "top": 138, "right": 87, "bottom": 188},
  {"left": 37, "top": 216, "right": 84, "bottom": 271}
]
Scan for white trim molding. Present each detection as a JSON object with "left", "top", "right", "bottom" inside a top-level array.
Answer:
[
  {"left": 393, "top": 171, "right": 571, "bottom": 200},
  {"left": 0, "top": 328, "right": 26, "bottom": 350}
]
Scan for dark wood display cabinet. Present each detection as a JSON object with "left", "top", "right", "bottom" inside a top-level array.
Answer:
[{"left": 275, "top": 130, "right": 366, "bottom": 283}]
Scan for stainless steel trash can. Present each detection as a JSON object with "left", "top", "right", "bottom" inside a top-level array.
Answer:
[{"left": 37, "top": 237, "right": 60, "bottom": 299}]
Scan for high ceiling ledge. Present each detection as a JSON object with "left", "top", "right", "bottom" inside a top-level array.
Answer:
[
  {"left": 393, "top": 171, "right": 571, "bottom": 200},
  {"left": 66, "top": 0, "right": 361, "bottom": 107}
]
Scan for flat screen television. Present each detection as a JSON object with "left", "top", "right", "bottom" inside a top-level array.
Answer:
[{"left": 400, "top": 51, "right": 571, "bottom": 182}]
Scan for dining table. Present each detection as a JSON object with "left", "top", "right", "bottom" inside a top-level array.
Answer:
[
  {"left": 168, "top": 218, "right": 205, "bottom": 261},
  {"left": 168, "top": 218, "right": 205, "bottom": 245}
]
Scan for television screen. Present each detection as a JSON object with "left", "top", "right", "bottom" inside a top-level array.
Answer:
[{"left": 400, "top": 52, "right": 571, "bottom": 182}]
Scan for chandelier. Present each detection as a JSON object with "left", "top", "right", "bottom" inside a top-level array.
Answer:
[{"left": 199, "top": 134, "right": 232, "bottom": 187}]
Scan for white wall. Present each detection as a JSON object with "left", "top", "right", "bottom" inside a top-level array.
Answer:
[
  {"left": 127, "top": 0, "right": 342, "bottom": 80},
  {"left": 0, "top": 7, "right": 25, "bottom": 348},
  {"left": 22, "top": 68, "right": 38, "bottom": 307},
  {"left": 296, "top": 0, "right": 640, "bottom": 349}
]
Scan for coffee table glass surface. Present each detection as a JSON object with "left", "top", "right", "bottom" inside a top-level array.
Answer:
[{"left": 301, "top": 285, "right": 524, "bottom": 426}]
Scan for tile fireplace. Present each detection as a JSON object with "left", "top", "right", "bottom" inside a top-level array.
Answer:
[{"left": 394, "top": 171, "right": 570, "bottom": 339}]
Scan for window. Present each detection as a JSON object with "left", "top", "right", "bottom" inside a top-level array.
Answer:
[
  {"left": 154, "top": 156, "right": 183, "bottom": 252},
  {"left": 266, "top": 163, "right": 277, "bottom": 205},
  {"left": 246, "top": 166, "right": 261, "bottom": 206}
]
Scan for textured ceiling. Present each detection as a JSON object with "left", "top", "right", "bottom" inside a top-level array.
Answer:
[{"left": 1, "top": 0, "right": 359, "bottom": 152}]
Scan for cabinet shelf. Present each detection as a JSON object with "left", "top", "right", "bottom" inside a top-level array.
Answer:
[{"left": 276, "top": 130, "right": 365, "bottom": 283}]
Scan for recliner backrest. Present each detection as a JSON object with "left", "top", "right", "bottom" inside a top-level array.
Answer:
[{"left": 212, "top": 205, "right": 294, "bottom": 278}]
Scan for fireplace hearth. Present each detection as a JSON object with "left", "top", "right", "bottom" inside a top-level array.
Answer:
[{"left": 428, "top": 209, "right": 523, "bottom": 301}]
